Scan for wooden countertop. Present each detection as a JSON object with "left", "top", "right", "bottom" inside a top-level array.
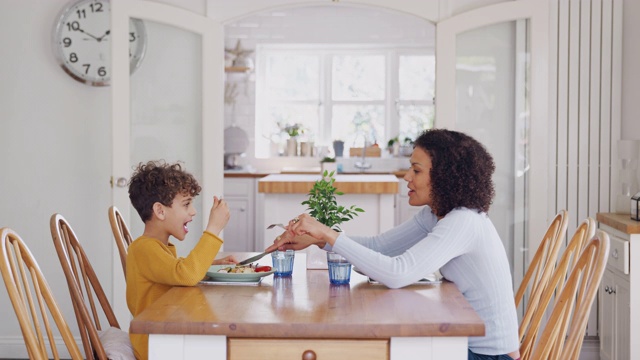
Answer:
[
  {"left": 130, "top": 252, "right": 485, "bottom": 339},
  {"left": 258, "top": 174, "right": 399, "bottom": 194},
  {"left": 596, "top": 212, "right": 640, "bottom": 234}
]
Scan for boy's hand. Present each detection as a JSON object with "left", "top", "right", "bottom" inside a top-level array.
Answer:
[
  {"left": 205, "top": 196, "right": 230, "bottom": 236},
  {"left": 213, "top": 255, "right": 238, "bottom": 265}
]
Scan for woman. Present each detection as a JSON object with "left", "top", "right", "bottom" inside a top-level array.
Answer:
[{"left": 267, "top": 129, "right": 520, "bottom": 360}]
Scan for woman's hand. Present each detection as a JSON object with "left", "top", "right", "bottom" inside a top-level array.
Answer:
[
  {"left": 264, "top": 214, "right": 339, "bottom": 252},
  {"left": 212, "top": 255, "right": 238, "bottom": 265}
]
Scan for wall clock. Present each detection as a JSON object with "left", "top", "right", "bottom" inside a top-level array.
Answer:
[{"left": 53, "top": 0, "right": 147, "bottom": 86}]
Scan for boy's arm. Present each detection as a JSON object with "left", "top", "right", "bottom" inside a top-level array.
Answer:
[{"left": 135, "top": 232, "right": 223, "bottom": 286}]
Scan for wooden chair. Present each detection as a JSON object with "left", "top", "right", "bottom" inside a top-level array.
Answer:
[
  {"left": 515, "top": 210, "right": 569, "bottom": 325},
  {"left": 519, "top": 217, "right": 596, "bottom": 359},
  {"left": 50, "top": 213, "right": 132, "bottom": 360},
  {"left": 0, "top": 227, "right": 83, "bottom": 360},
  {"left": 528, "top": 230, "right": 609, "bottom": 360},
  {"left": 108, "top": 205, "right": 133, "bottom": 277}
]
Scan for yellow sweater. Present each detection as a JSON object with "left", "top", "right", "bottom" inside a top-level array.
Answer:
[{"left": 126, "top": 231, "right": 223, "bottom": 360}]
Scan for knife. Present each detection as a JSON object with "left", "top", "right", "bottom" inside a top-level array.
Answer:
[{"left": 238, "top": 250, "right": 275, "bottom": 266}]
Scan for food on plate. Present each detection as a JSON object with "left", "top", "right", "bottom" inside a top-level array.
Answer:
[{"left": 217, "top": 265, "right": 272, "bottom": 274}]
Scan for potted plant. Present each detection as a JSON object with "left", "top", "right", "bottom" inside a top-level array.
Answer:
[
  {"left": 320, "top": 157, "right": 337, "bottom": 174},
  {"left": 387, "top": 136, "right": 400, "bottom": 156},
  {"left": 302, "top": 170, "right": 364, "bottom": 268},
  {"left": 283, "top": 123, "right": 304, "bottom": 156}
]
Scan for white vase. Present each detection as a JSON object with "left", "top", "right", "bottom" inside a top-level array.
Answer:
[
  {"left": 306, "top": 246, "right": 328, "bottom": 269},
  {"left": 286, "top": 138, "right": 298, "bottom": 156},
  {"left": 321, "top": 162, "right": 337, "bottom": 174}
]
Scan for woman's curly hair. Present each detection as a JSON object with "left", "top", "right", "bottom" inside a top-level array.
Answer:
[
  {"left": 413, "top": 129, "right": 495, "bottom": 217},
  {"left": 128, "top": 161, "right": 202, "bottom": 222}
]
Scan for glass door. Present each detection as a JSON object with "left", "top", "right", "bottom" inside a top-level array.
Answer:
[
  {"left": 436, "top": 0, "right": 549, "bottom": 307},
  {"left": 111, "top": 0, "right": 223, "bottom": 326}
]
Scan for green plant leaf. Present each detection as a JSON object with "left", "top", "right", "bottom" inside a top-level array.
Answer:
[{"left": 301, "top": 171, "right": 364, "bottom": 228}]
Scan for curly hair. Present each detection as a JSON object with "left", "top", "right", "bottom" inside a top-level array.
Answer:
[
  {"left": 413, "top": 129, "right": 495, "bottom": 217},
  {"left": 128, "top": 161, "right": 202, "bottom": 222}
]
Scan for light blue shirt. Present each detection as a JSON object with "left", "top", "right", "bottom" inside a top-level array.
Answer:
[{"left": 326, "top": 206, "right": 519, "bottom": 355}]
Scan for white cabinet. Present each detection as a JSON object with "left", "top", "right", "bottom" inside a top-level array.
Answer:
[
  {"left": 597, "top": 213, "right": 639, "bottom": 360},
  {"left": 395, "top": 177, "right": 424, "bottom": 225},
  {"left": 223, "top": 177, "right": 257, "bottom": 251},
  {"left": 599, "top": 267, "right": 630, "bottom": 360}
]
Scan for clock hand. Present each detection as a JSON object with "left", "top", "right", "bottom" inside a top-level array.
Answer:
[
  {"left": 77, "top": 28, "right": 101, "bottom": 41},
  {"left": 97, "top": 30, "right": 110, "bottom": 42}
]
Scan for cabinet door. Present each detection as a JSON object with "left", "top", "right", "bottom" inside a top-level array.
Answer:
[
  {"left": 224, "top": 198, "right": 252, "bottom": 251},
  {"left": 615, "top": 275, "right": 630, "bottom": 360},
  {"left": 599, "top": 270, "right": 615, "bottom": 360}
]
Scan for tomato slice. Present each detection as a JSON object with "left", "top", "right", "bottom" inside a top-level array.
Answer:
[{"left": 255, "top": 266, "right": 272, "bottom": 273}]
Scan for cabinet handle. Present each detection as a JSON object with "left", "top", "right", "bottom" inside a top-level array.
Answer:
[{"left": 302, "top": 349, "right": 317, "bottom": 360}]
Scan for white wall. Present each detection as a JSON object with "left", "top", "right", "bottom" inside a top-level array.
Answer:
[
  {"left": 621, "top": 0, "right": 640, "bottom": 138},
  {"left": 0, "top": 0, "right": 206, "bottom": 357},
  {"left": 0, "top": 0, "right": 638, "bottom": 357}
]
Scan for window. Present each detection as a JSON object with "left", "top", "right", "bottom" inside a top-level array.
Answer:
[{"left": 255, "top": 46, "right": 434, "bottom": 158}]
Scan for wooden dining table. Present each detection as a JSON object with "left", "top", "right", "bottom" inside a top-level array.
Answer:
[{"left": 129, "top": 252, "right": 484, "bottom": 360}]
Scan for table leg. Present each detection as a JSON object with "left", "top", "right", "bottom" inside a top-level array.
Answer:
[{"left": 390, "top": 337, "right": 468, "bottom": 360}]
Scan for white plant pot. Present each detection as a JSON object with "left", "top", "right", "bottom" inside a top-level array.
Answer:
[
  {"left": 306, "top": 246, "right": 328, "bottom": 269},
  {"left": 286, "top": 138, "right": 298, "bottom": 156},
  {"left": 321, "top": 162, "right": 337, "bottom": 174}
]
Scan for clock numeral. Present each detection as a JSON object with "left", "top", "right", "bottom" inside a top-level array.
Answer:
[
  {"left": 66, "top": 21, "right": 80, "bottom": 32},
  {"left": 90, "top": 2, "right": 104, "bottom": 13},
  {"left": 69, "top": 53, "right": 78, "bottom": 63},
  {"left": 63, "top": 38, "right": 72, "bottom": 47},
  {"left": 82, "top": 64, "right": 90, "bottom": 74},
  {"left": 75, "top": 9, "right": 86, "bottom": 19},
  {"left": 98, "top": 67, "right": 107, "bottom": 77},
  {"left": 129, "top": 32, "right": 137, "bottom": 42}
]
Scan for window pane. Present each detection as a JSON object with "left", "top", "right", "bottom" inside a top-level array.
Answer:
[
  {"left": 263, "top": 104, "right": 319, "bottom": 142},
  {"left": 332, "top": 105, "right": 385, "bottom": 150},
  {"left": 332, "top": 55, "right": 385, "bottom": 101},
  {"left": 266, "top": 54, "right": 319, "bottom": 100},
  {"left": 399, "top": 55, "right": 435, "bottom": 100},
  {"left": 398, "top": 105, "right": 434, "bottom": 141}
]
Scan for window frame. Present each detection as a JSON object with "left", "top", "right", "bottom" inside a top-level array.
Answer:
[{"left": 255, "top": 44, "right": 433, "bottom": 158}]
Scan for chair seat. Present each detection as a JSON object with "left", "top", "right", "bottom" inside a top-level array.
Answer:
[{"left": 98, "top": 327, "right": 135, "bottom": 360}]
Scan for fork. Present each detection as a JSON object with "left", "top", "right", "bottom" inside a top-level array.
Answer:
[{"left": 267, "top": 223, "right": 286, "bottom": 230}]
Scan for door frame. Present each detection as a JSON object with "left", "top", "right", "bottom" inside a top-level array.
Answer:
[
  {"left": 111, "top": 0, "right": 223, "bottom": 326},
  {"left": 435, "top": 0, "right": 549, "bottom": 288}
]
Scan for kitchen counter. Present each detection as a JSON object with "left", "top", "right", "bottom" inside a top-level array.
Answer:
[
  {"left": 258, "top": 174, "right": 399, "bottom": 194},
  {"left": 596, "top": 212, "right": 640, "bottom": 234},
  {"left": 257, "top": 174, "right": 398, "bottom": 248}
]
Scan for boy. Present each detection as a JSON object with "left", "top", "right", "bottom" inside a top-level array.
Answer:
[{"left": 126, "top": 160, "right": 235, "bottom": 360}]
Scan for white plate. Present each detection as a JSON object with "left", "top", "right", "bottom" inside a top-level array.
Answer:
[{"left": 205, "top": 265, "right": 275, "bottom": 282}]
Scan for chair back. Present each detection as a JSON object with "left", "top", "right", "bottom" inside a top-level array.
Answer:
[
  {"left": 528, "top": 229, "right": 609, "bottom": 360},
  {"left": 519, "top": 217, "right": 596, "bottom": 358},
  {"left": 515, "top": 210, "right": 569, "bottom": 316},
  {"left": 108, "top": 206, "right": 133, "bottom": 277},
  {"left": 50, "top": 213, "right": 120, "bottom": 360},
  {"left": 0, "top": 227, "right": 83, "bottom": 360}
]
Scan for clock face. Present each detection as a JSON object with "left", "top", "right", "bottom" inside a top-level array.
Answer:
[{"left": 53, "top": 0, "right": 147, "bottom": 86}]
